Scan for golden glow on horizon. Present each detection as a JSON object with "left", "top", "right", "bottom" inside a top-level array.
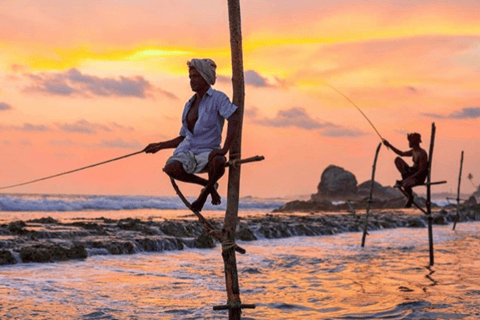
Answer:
[
  {"left": 242, "top": 6, "right": 480, "bottom": 52},
  {"left": 128, "top": 49, "right": 192, "bottom": 59},
  {"left": 5, "top": 14, "right": 480, "bottom": 74},
  {"left": 2, "top": 0, "right": 479, "bottom": 74},
  {"left": 245, "top": 26, "right": 480, "bottom": 53},
  {"left": 8, "top": 44, "right": 231, "bottom": 75}
]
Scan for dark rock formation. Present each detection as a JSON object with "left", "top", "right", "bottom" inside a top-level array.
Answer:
[
  {"left": 19, "top": 244, "right": 87, "bottom": 263},
  {"left": 274, "top": 199, "right": 335, "bottom": 212},
  {"left": 159, "top": 220, "right": 193, "bottom": 237},
  {"left": 236, "top": 225, "right": 257, "bottom": 241},
  {"left": 313, "top": 165, "right": 358, "bottom": 199},
  {"left": 277, "top": 164, "right": 427, "bottom": 213},
  {"left": 407, "top": 217, "right": 427, "bottom": 228},
  {"left": 194, "top": 232, "right": 216, "bottom": 249},
  {"left": 8, "top": 221, "right": 27, "bottom": 234},
  {"left": 117, "top": 218, "right": 159, "bottom": 235},
  {"left": 28, "top": 217, "right": 58, "bottom": 224},
  {"left": 313, "top": 165, "right": 411, "bottom": 202},
  {"left": 1, "top": 205, "right": 478, "bottom": 265},
  {"left": 465, "top": 195, "right": 477, "bottom": 206},
  {"left": 0, "top": 250, "right": 16, "bottom": 265},
  {"left": 357, "top": 181, "right": 404, "bottom": 200},
  {"left": 70, "top": 222, "right": 107, "bottom": 235}
]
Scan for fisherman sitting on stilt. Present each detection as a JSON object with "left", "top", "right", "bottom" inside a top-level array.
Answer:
[
  {"left": 382, "top": 133, "right": 428, "bottom": 208},
  {"left": 144, "top": 58, "right": 239, "bottom": 212}
]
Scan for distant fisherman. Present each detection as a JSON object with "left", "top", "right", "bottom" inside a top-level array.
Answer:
[
  {"left": 383, "top": 133, "right": 428, "bottom": 208},
  {"left": 144, "top": 59, "right": 239, "bottom": 212}
]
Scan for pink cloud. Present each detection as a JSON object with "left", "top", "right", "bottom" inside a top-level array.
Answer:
[{"left": 22, "top": 69, "right": 177, "bottom": 99}]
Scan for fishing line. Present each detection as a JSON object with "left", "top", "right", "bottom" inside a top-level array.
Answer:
[
  {"left": 1, "top": 84, "right": 382, "bottom": 190},
  {"left": 322, "top": 82, "right": 385, "bottom": 141},
  {"left": 0, "top": 150, "right": 145, "bottom": 191}
]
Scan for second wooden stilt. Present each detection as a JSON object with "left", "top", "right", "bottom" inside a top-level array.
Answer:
[
  {"left": 361, "top": 142, "right": 382, "bottom": 247},
  {"left": 453, "top": 151, "right": 464, "bottom": 231},
  {"left": 426, "top": 122, "right": 437, "bottom": 266}
]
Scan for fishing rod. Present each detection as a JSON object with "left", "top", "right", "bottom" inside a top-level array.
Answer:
[
  {"left": 0, "top": 150, "right": 264, "bottom": 191},
  {"left": 0, "top": 149, "right": 145, "bottom": 191},
  {"left": 322, "top": 82, "right": 385, "bottom": 141}
]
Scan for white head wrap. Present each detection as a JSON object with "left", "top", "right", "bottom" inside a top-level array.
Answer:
[{"left": 187, "top": 58, "right": 217, "bottom": 85}]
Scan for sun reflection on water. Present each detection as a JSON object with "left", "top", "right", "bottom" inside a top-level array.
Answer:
[{"left": 1, "top": 222, "right": 479, "bottom": 319}]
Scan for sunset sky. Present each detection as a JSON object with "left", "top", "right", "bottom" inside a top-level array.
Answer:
[{"left": 1, "top": 0, "right": 479, "bottom": 199}]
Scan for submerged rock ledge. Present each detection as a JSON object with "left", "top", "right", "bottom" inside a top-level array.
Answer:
[{"left": 1, "top": 205, "right": 479, "bottom": 265}]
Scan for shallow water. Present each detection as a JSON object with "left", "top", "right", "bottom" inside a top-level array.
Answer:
[{"left": 1, "top": 220, "right": 479, "bottom": 319}]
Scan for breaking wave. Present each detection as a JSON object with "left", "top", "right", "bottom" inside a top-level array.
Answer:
[{"left": 0, "top": 193, "right": 285, "bottom": 212}]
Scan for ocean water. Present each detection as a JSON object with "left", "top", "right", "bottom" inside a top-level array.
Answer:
[
  {"left": 0, "top": 193, "right": 285, "bottom": 213},
  {"left": 0, "top": 193, "right": 451, "bottom": 214},
  {"left": 0, "top": 193, "right": 287, "bottom": 225},
  {"left": 1, "top": 213, "right": 479, "bottom": 319}
]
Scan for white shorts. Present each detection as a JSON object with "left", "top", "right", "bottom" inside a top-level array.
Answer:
[{"left": 166, "top": 151, "right": 211, "bottom": 174}]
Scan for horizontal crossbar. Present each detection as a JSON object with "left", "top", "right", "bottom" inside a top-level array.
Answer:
[
  {"left": 226, "top": 155, "right": 264, "bottom": 167},
  {"left": 213, "top": 304, "right": 256, "bottom": 311},
  {"left": 416, "top": 180, "right": 447, "bottom": 186}
]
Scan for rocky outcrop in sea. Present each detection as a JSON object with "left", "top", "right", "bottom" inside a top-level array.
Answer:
[
  {"left": 276, "top": 164, "right": 426, "bottom": 212},
  {"left": 1, "top": 203, "right": 480, "bottom": 265}
]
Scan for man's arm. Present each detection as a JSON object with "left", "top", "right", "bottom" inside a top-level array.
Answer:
[
  {"left": 209, "top": 109, "right": 240, "bottom": 161},
  {"left": 383, "top": 139, "right": 412, "bottom": 157},
  {"left": 144, "top": 136, "right": 185, "bottom": 154}
]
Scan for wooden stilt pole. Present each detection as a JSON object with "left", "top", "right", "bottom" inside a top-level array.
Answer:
[
  {"left": 222, "top": 1, "right": 247, "bottom": 319},
  {"left": 361, "top": 142, "right": 382, "bottom": 247},
  {"left": 453, "top": 151, "right": 464, "bottom": 230},
  {"left": 426, "top": 123, "right": 436, "bottom": 266}
]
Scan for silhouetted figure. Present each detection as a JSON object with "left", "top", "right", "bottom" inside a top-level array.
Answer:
[
  {"left": 383, "top": 133, "right": 428, "bottom": 207},
  {"left": 144, "top": 59, "right": 239, "bottom": 212}
]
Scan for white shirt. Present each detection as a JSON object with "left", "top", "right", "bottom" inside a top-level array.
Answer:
[{"left": 174, "top": 87, "right": 237, "bottom": 155}]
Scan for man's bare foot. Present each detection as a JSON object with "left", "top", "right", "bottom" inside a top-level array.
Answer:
[
  {"left": 190, "top": 188, "right": 209, "bottom": 212},
  {"left": 210, "top": 183, "right": 221, "bottom": 205},
  {"left": 191, "top": 183, "right": 221, "bottom": 211},
  {"left": 405, "top": 197, "right": 413, "bottom": 208}
]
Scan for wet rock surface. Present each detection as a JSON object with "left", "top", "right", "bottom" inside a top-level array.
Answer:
[
  {"left": 0, "top": 204, "right": 479, "bottom": 265},
  {"left": 19, "top": 244, "right": 88, "bottom": 263},
  {"left": 0, "top": 249, "right": 16, "bottom": 265},
  {"left": 274, "top": 195, "right": 429, "bottom": 212},
  {"left": 7, "top": 221, "right": 27, "bottom": 234}
]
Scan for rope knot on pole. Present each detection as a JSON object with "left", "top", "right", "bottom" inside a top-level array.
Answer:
[{"left": 221, "top": 239, "right": 237, "bottom": 252}]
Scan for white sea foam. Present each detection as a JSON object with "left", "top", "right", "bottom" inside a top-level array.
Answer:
[
  {"left": 0, "top": 194, "right": 285, "bottom": 212},
  {"left": 0, "top": 193, "right": 452, "bottom": 213}
]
